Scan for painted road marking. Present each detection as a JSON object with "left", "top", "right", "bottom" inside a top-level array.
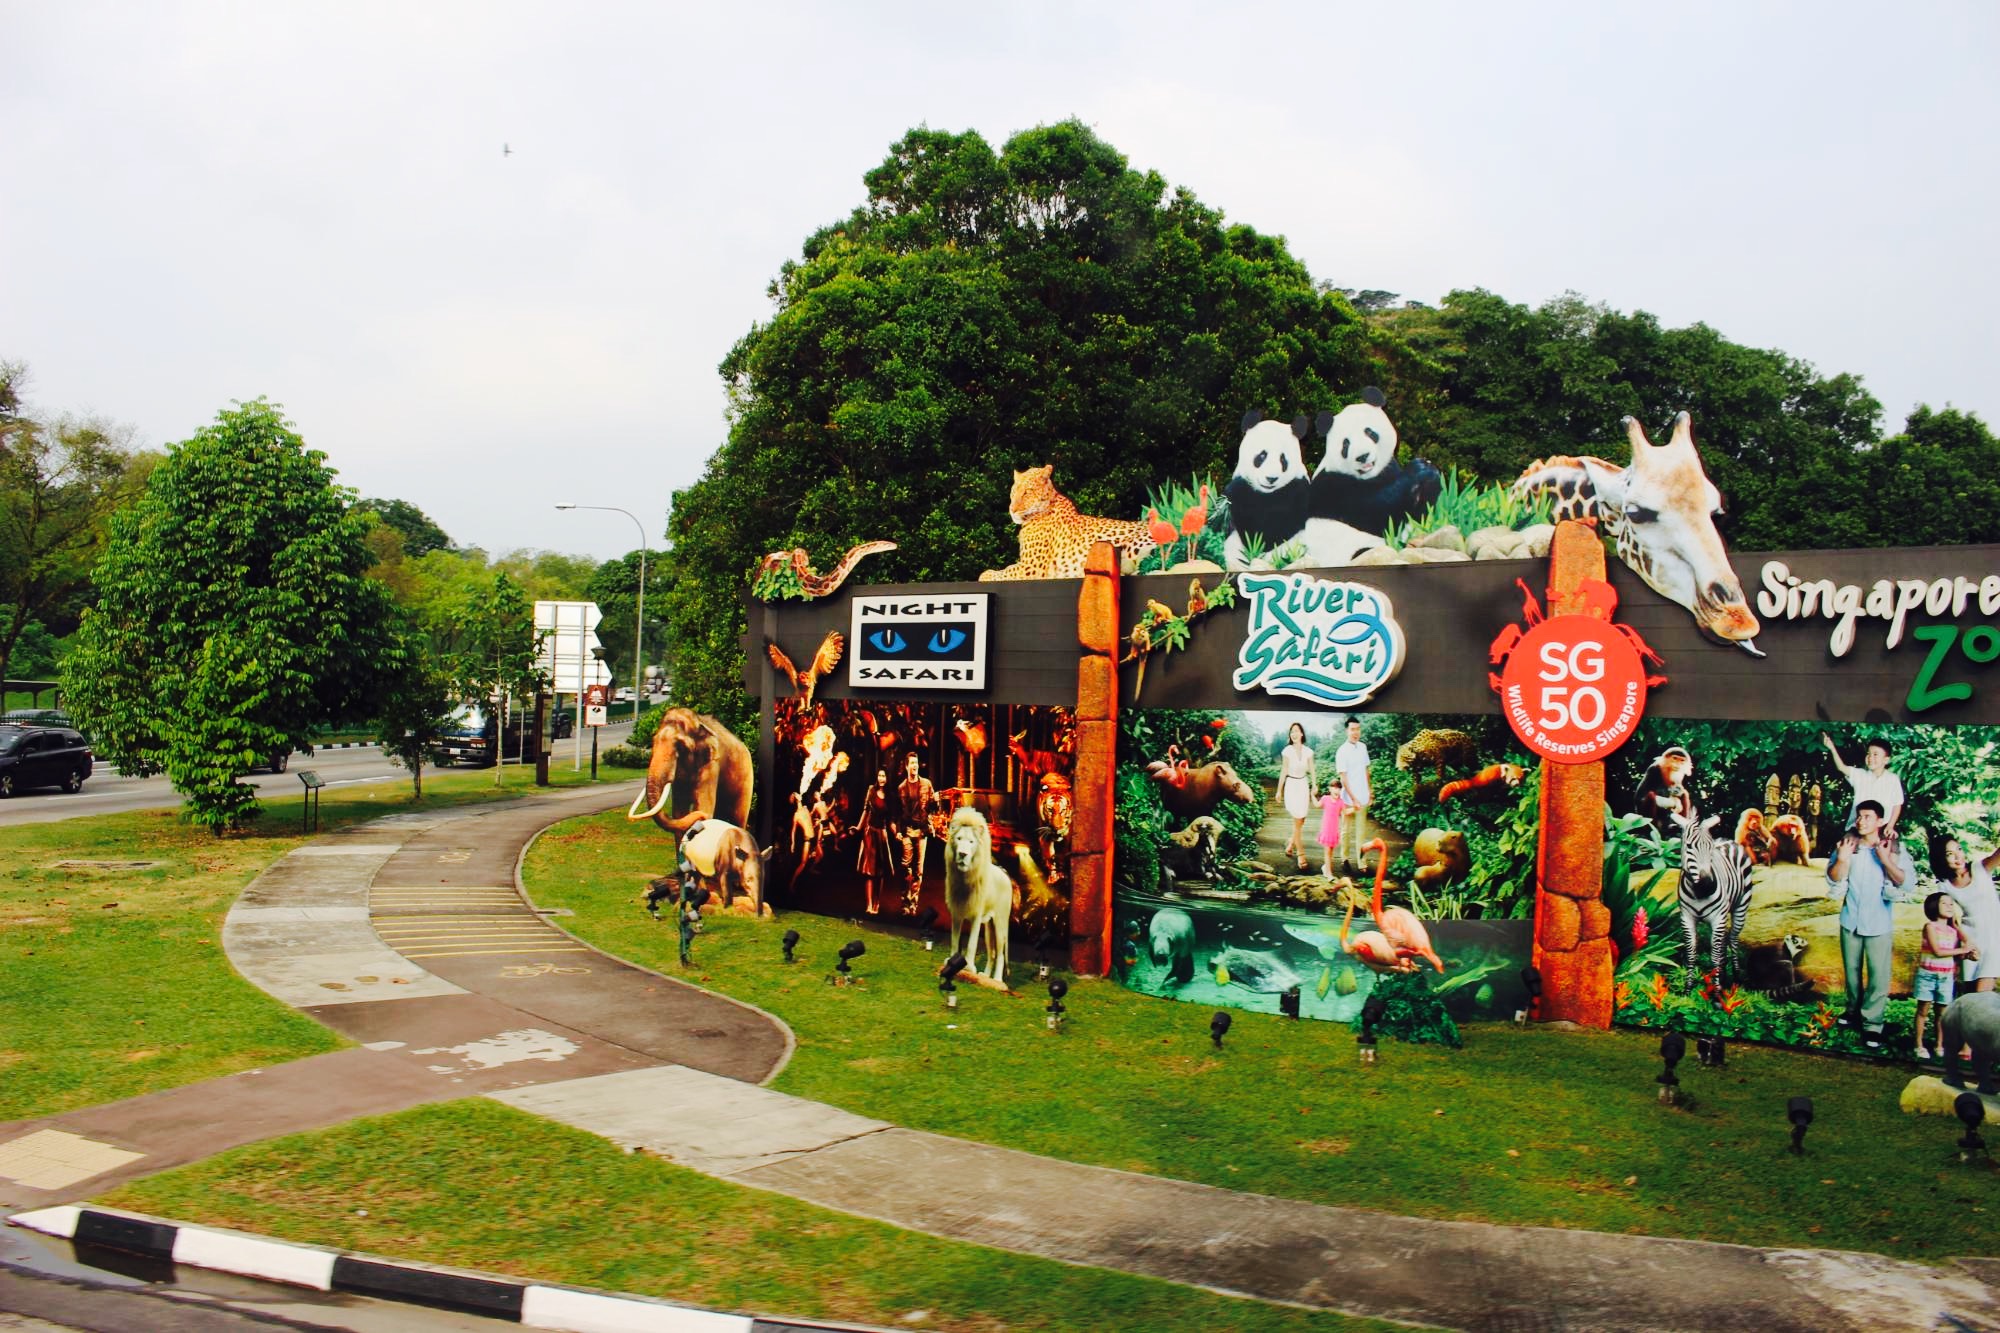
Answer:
[{"left": 401, "top": 946, "right": 592, "bottom": 959}]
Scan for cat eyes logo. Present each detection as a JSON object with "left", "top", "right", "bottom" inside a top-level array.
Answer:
[
  {"left": 1234, "top": 574, "right": 1404, "bottom": 707},
  {"left": 849, "top": 593, "right": 990, "bottom": 690}
]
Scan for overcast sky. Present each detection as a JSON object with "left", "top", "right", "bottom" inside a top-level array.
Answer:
[{"left": 6, "top": 3, "right": 1995, "bottom": 562}]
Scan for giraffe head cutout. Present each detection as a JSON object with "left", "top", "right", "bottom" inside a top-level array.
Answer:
[{"left": 1515, "top": 412, "right": 1761, "bottom": 653}]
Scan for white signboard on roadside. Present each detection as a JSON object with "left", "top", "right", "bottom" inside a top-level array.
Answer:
[{"left": 534, "top": 600, "right": 611, "bottom": 688}]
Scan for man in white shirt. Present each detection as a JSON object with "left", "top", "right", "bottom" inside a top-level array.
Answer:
[
  {"left": 1335, "top": 717, "right": 1372, "bottom": 873},
  {"left": 1822, "top": 733, "right": 1905, "bottom": 835}
]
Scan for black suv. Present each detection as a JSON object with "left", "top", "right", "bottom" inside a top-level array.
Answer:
[{"left": 0, "top": 724, "right": 94, "bottom": 797}]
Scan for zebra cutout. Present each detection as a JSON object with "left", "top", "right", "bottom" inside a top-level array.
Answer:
[{"left": 1670, "top": 805, "right": 1755, "bottom": 992}]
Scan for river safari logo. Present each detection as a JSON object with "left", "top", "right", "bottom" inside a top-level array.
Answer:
[
  {"left": 848, "top": 593, "right": 990, "bottom": 690},
  {"left": 1233, "top": 574, "right": 1405, "bottom": 707}
]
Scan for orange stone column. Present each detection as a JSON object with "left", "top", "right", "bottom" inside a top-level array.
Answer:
[
  {"left": 1068, "top": 541, "right": 1121, "bottom": 976},
  {"left": 1532, "top": 520, "right": 1614, "bottom": 1027}
]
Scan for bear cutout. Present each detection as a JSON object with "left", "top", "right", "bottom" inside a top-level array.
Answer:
[
  {"left": 1221, "top": 410, "right": 1314, "bottom": 569},
  {"left": 1306, "top": 386, "right": 1443, "bottom": 542}
]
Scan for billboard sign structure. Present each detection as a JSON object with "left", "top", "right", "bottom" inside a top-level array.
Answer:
[{"left": 534, "top": 600, "right": 611, "bottom": 690}]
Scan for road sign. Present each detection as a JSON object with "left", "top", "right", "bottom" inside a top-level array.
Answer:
[
  {"left": 585, "top": 705, "right": 608, "bottom": 727},
  {"left": 534, "top": 600, "right": 611, "bottom": 687}
]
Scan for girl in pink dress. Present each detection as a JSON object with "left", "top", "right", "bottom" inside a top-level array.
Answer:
[{"left": 1316, "top": 777, "right": 1345, "bottom": 878}]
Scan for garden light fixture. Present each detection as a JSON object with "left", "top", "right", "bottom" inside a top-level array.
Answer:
[
  {"left": 1956, "top": 1092, "right": 1987, "bottom": 1161},
  {"left": 1279, "top": 985, "right": 1301, "bottom": 1020},
  {"left": 1657, "top": 1029, "right": 1686, "bottom": 1103},
  {"left": 1517, "top": 965, "right": 1542, "bottom": 1024},
  {"left": 939, "top": 951, "right": 967, "bottom": 1009},
  {"left": 1787, "top": 1096, "right": 1814, "bottom": 1154},
  {"left": 782, "top": 928, "right": 800, "bottom": 964},
  {"left": 1358, "top": 994, "right": 1386, "bottom": 1063},
  {"left": 833, "top": 938, "right": 865, "bottom": 984},
  {"left": 1046, "top": 977, "right": 1069, "bottom": 1029},
  {"left": 1697, "top": 1035, "right": 1727, "bottom": 1069},
  {"left": 1210, "top": 1011, "right": 1232, "bottom": 1048},
  {"left": 915, "top": 905, "right": 940, "bottom": 950}
]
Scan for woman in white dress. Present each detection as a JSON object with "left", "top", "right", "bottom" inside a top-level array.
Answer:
[
  {"left": 1277, "top": 722, "right": 1314, "bottom": 872},
  {"left": 1938, "top": 835, "right": 2000, "bottom": 994}
]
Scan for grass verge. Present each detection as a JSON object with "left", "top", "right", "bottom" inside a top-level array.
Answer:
[
  {"left": 0, "top": 765, "right": 621, "bottom": 1121},
  {"left": 103, "top": 1099, "right": 1398, "bottom": 1333},
  {"left": 520, "top": 810, "right": 1997, "bottom": 1263}
]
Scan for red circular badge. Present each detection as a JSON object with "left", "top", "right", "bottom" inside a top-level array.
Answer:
[{"left": 1497, "top": 615, "right": 1649, "bottom": 764}]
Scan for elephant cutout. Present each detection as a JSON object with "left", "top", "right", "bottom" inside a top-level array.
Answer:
[{"left": 628, "top": 708, "right": 753, "bottom": 834}]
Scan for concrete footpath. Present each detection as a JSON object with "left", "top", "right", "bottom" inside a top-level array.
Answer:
[{"left": 8, "top": 784, "right": 2000, "bottom": 1332}]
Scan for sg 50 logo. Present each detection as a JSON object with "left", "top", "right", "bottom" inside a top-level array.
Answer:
[{"left": 1497, "top": 617, "right": 1650, "bottom": 764}]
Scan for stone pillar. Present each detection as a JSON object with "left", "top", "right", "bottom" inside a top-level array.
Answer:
[
  {"left": 1532, "top": 520, "right": 1614, "bottom": 1027},
  {"left": 1068, "top": 541, "right": 1121, "bottom": 976}
]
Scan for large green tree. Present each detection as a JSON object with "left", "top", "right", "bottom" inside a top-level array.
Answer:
[
  {"left": 1368, "top": 290, "right": 1888, "bottom": 551},
  {"left": 666, "top": 121, "right": 1406, "bottom": 730},
  {"left": 0, "top": 362, "right": 152, "bottom": 687},
  {"left": 63, "top": 400, "right": 398, "bottom": 830}
]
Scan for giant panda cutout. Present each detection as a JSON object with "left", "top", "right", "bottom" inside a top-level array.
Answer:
[
  {"left": 1307, "top": 386, "right": 1443, "bottom": 541},
  {"left": 1221, "top": 410, "right": 1313, "bottom": 569}
]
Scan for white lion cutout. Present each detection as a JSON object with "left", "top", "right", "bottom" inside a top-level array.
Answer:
[{"left": 945, "top": 806, "right": 1015, "bottom": 985}]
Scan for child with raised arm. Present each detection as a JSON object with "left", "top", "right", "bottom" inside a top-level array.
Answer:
[{"left": 1916, "top": 890, "right": 1979, "bottom": 1060}]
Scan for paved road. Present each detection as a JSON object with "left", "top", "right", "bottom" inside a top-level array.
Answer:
[{"left": 0, "top": 723, "right": 636, "bottom": 830}]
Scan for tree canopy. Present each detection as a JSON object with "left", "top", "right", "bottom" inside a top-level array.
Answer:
[
  {"left": 665, "top": 120, "right": 1403, "bottom": 732},
  {"left": 0, "top": 361, "right": 152, "bottom": 686},
  {"left": 63, "top": 399, "right": 398, "bottom": 830}
]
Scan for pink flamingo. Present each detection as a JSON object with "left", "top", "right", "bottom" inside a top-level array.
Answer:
[
  {"left": 1366, "top": 837, "right": 1446, "bottom": 973},
  {"left": 1340, "top": 897, "right": 1407, "bottom": 973}
]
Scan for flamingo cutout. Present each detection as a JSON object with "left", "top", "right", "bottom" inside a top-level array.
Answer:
[
  {"left": 1339, "top": 896, "right": 1407, "bottom": 973},
  {"left": 1366, "top": 837, "right": 1446, "bottom": 974}
]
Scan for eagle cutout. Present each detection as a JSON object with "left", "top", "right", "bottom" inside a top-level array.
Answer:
[{"left": 767, "top": 631, "right": 844, "bottom": 707}]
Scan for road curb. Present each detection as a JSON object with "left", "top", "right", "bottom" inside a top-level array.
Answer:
[{"left": 9, "top": 1205, "right": 887, "bottom": 1331}]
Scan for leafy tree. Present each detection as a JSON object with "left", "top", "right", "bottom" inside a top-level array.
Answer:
[
  {"left": 371, "top": 618, "right": 458, "bottom": 799},
  {"left": 62, "top": 400, "right": 398, "bottom": 831},
  {"left": 667, "top": 121, "right": 1410, "bottom": 729},
  {"left": 586, "top": 550, "right": 668, "bottom": 707},
  {"left": 359, "top": 496, "right": 453, "bottom": 557},
  {"left": 0, "top": 362, "right": 152, "bottom": 686}
]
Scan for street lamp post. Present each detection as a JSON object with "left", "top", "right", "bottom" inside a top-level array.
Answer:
[{"left": 554, "top": 503, "right": 649, "bottom": 729}]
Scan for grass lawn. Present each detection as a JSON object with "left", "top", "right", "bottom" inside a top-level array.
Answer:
[
  {"left": 104, "top": 1099, "right": 1400, "bottom": 1333},
  {"left": 0, "top": 764, "right": 616, "bottom": 1121},
  {"left": 518, "top": 810, "right": 1999, "bottom": 1264}
]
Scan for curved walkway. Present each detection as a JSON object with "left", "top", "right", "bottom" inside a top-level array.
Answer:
[{"left": 8, "top": 786, "right": 2000, "bottom": 1332}]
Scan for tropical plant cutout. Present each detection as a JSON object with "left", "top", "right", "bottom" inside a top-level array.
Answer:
[{"left": 1122, "top": 576, "right": 1237, "bottom": 701}]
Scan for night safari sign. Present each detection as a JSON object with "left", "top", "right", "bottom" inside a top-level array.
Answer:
[
  {"left": 848, "top": 592, "right": 990, "bottom": 689},
  {"left": 1233, "top": 573, "right": 1405, "bottom": 707}
]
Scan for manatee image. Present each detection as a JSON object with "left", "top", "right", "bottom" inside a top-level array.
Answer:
[{"left": 1210, "top": 947, "right": 1304, "bottom": 994}]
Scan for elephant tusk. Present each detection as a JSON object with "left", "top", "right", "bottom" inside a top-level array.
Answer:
[{"left": 628, "top": 784, "right": 673, "bottom": 821}]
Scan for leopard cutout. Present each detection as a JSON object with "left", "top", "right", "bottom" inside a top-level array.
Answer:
[{"left": 979, "top": 465, "right": 1157, "bottom": 581}]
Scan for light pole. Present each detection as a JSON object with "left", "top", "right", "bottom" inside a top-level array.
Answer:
[{"left": 554, "top": 503, "right": 649, "bottom": 729}]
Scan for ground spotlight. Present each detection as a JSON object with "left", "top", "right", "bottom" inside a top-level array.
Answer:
[
  {"left": 1956, "top": 1092, "right": 1988, "bottom": 1161},
  {"left": 1517, "top": 965, "right": 1542, "bottom": 1023},
  {"left": 915, "top": 905, "right": 941, "bottom": 951},
  {"left": 1657, "top": 1030, "right": 1686, "bottom": 1104},
  {"left": 1787, "top": 1096, "right": 1814, "bottom": 1154},
  {"left": 832, "top": 938, "right": 866, "bottom": 985},
  {"left": 1697, "top": 1035, "right": 1728, "bottom": 1069},
  {"left": 1279, "top": 986, "right": 1301, "bottom": 1020},
  {"left": 939, "top": 952, "right": 968, "bottom": 1009},
  {"left": 1210, "top": 1011, "right": 1232, "bottom": 1048},
  {"left": 1358, "top": 994, "right": 1386, "bottom": 1063},
  {"left": 782, "top": 928, "right": 801, "bottom": 964},
  {"left": 1046, "top": 977, "right": 1069, "bottom": 1030}
]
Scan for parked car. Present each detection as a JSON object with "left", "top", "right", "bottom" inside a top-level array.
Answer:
[
  {"left": 437, "top": 702, "right": 572, "bottom": 766},
  {"left": 0, "top": 724, "right": 94, "bottom": 797}
]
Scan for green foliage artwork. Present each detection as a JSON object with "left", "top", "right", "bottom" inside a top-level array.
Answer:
[{"left": 63, "top": 400, "right": 398, "bottom": 831}]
